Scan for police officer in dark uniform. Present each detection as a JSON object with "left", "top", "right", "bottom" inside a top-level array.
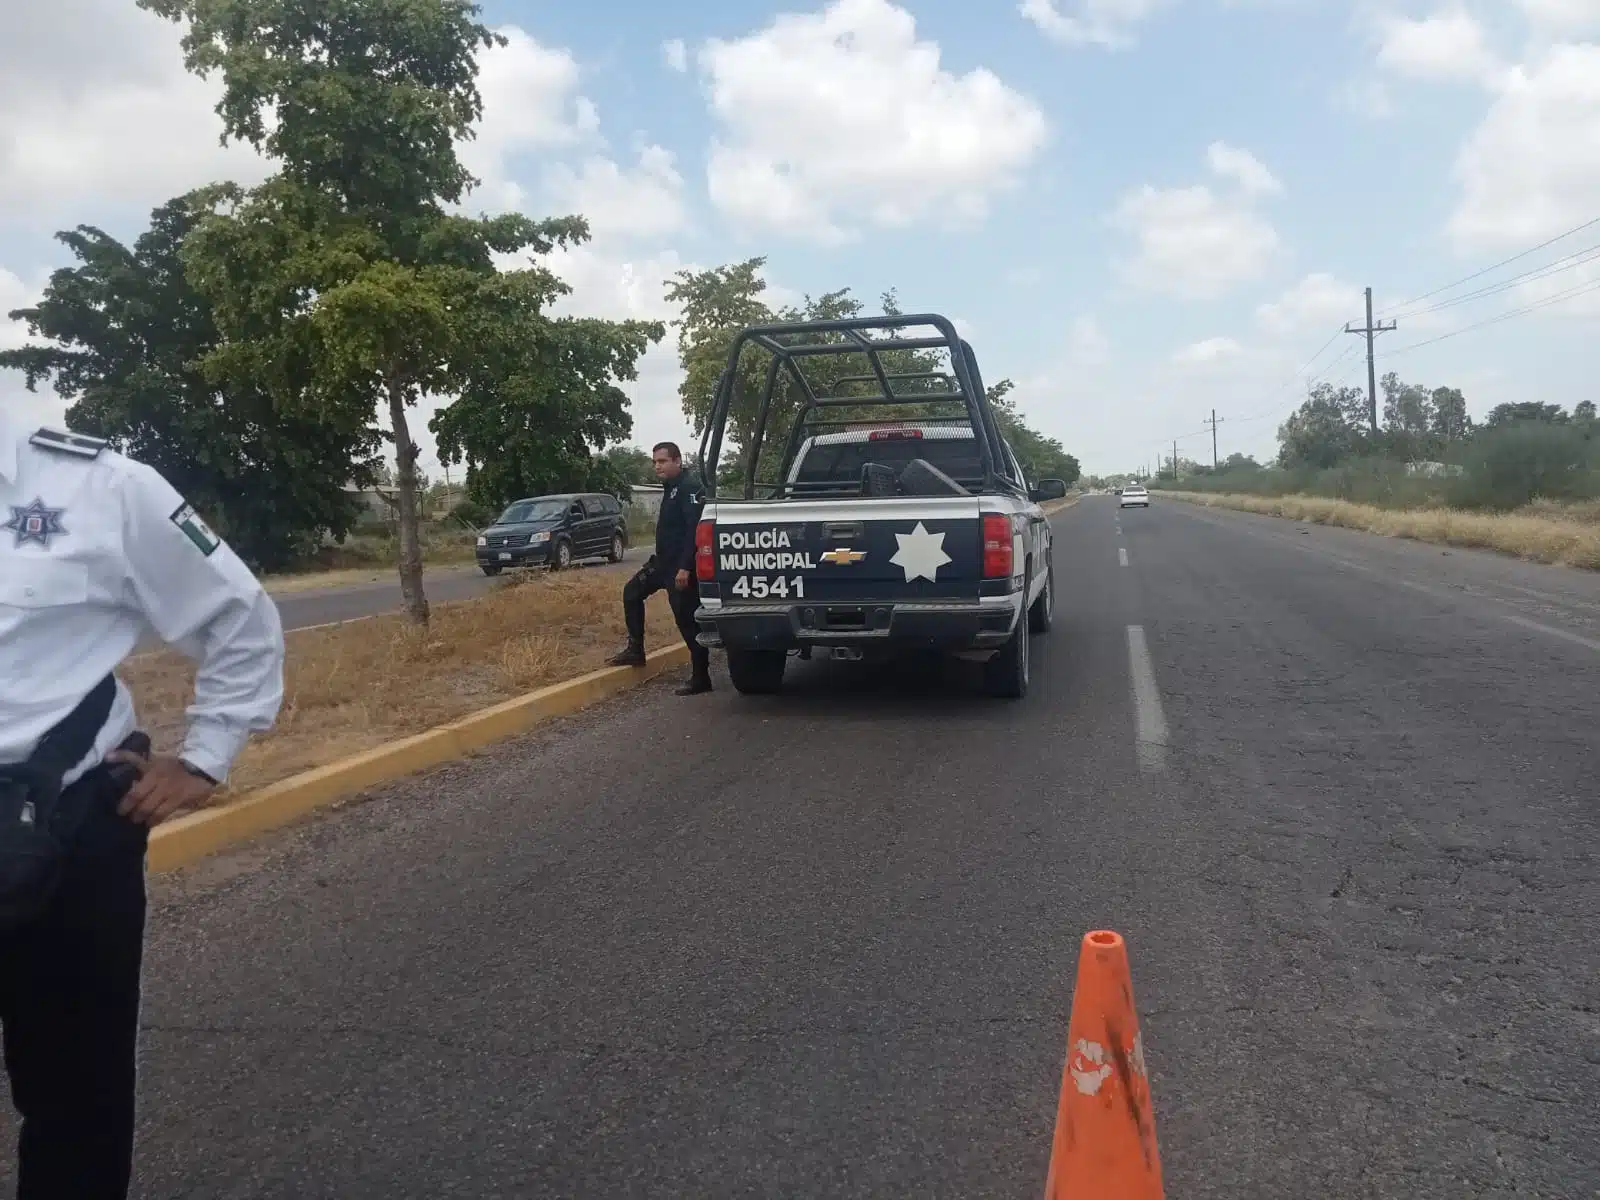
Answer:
[{"left": 607, "top": 441, "right": 712, "bottom": 695}]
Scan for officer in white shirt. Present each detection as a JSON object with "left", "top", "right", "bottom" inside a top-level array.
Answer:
[{"left": 0, "top": 406, "right": 285, "bottom": 1199}]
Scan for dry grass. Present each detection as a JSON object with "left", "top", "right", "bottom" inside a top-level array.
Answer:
[
  {"left": 1165, "top": 491, "right": 1600, "bottom": 570},
  {"left": 122, "top": 570, "right": 675, "bottom": 800}
]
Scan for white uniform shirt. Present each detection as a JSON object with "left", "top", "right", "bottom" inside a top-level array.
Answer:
[{"left": 0, "top": 410, "right": 286, "bottom": 787}]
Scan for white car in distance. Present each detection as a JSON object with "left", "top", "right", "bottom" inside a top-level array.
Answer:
[{"left": 1119, "top": 484, "right": 1150, "bottom": 508}]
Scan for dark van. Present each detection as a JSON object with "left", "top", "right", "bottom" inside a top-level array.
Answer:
[{"left": 475, "top": 492, "right": 629, "bottom": 575}]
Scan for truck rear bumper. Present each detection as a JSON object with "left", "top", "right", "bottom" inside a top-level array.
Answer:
[{"left": 694, "top": 595, "right": 1021, "bottom": 653}]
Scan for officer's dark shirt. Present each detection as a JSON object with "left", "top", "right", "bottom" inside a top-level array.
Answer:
[{"left": 655, "top": 470, "right": 705, "bottom": 575}]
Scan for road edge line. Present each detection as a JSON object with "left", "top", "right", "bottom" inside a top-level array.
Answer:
[{"left": 146, "top": 644, "right": 691, "bottom": 873}]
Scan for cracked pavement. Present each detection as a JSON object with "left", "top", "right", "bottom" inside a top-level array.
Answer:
[{"left": 4, "top": 497, "right": 1595, "bottom": 1197}]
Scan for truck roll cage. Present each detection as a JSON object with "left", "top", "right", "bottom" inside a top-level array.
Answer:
[{"left": 695, "top": 312, "right": 1021, "bottom": 502}]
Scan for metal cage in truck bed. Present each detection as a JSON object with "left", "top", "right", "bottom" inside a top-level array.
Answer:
[{"left": 695, "top": 312, "right": 1024, "bottom": 503}]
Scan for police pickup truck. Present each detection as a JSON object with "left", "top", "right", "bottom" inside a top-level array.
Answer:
[{"left": 691, "top": 312, "right": 1068, "bottom": 698}]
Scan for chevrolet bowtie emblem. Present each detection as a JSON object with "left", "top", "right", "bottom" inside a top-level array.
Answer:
[{"left": 820, "top": 548, "right": 867, "bottom": 565}]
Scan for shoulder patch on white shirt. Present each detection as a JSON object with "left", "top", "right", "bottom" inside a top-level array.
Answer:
[
  {"left": 29, "top": 427, "right": 107, "bottom": 459},
  {"left": 170, "top": 502, "right": 221, "bottom": 556}
]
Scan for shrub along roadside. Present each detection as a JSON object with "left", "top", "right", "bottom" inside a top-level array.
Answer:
[
  {"left": 1164, "top": 491, "right": 1600, "bottom": 570},
  {"left": 1160, "top": 420, "right": 1600, "bottom": 513}
]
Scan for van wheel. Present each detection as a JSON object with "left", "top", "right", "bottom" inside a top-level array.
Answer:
[
  {"left": 550, "top": 539, "right": 573, "bottom": 570},
  {"left": 983, "top": 612, "right": 1031, "bottom": 699},
  {"left": 727, "top": 648, "right": 787, "bottom": 694},
  {"left": 1029, "top": 551, "right": 1054, "bottom": 633},
  {"left": 608, "top": 532, "right": 626, "bottom": 563}
]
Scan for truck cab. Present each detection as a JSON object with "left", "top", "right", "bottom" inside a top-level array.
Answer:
[{"left": 691, "top": 313, "right": 1067, "bottom": 698}]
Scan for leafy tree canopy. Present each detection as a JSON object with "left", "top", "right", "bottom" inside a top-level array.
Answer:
[{"left": 0, "top": 195, "right": 375, "bottom": 571}]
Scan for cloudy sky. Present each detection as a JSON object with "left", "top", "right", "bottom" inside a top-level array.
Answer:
[{"left": 2, "top": 0, "right": 1597, "bottom": 476}]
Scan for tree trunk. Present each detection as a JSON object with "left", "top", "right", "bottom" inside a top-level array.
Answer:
[{"left": 388, "top": 381, "right": 430, "bottom": 626}]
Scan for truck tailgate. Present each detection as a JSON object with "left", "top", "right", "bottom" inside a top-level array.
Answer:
[{"left": 707, "top": 496, "right": 985, "bottom": 603}]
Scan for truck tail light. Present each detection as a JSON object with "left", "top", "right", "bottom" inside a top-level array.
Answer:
[
  {"left": 695, "top": 519, "right": 716, "bottom": 582},
  {"left": 868, "top": 427, "right": 922, "bottom": 441},
  {"left": 982, "top": 513, "right": 1014, "bottom": 579}
]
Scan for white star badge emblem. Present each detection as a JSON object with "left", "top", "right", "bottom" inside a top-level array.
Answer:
[{"left": 890, "top": 521, "right": 952, "bottom": 583}]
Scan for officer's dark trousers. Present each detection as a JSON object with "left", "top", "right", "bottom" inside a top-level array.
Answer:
[
  {"left": 0, "top": 766, "right": 147, "bottom": 1200},
  {"left": 623, "top": 561, "right": 710, "bottom": 677}
]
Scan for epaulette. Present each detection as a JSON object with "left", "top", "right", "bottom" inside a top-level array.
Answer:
[{"left": 29, "top": 427, "right": 107, "bottom": 459}]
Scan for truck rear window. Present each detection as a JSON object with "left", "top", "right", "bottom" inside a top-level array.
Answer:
[{"left": 792, "top": 436, "right": 983, "bottom": 487}]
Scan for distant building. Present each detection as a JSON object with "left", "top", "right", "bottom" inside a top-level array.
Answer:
[
  {"left": 342, "top": 484, "right": 399, "bottom": 526},
  {"left": 629, "top": 484, "right": 664, "bottom": 517}
]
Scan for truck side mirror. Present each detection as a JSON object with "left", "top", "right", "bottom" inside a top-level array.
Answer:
[{"left": 1030, "top": 478, "right": 1068, "bottom": 501}]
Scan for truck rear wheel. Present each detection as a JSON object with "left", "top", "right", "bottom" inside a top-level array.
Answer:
[
  {"left": 982, "top": 613, "right": 1031, "bottom": 699},
  {"left": 1029, "top": 552, "right": 1054, "bottom": 634},
  {"left": 727, "top": 648, "right": 787, "bottom": 694}
]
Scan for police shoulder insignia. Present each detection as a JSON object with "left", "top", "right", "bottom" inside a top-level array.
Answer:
[
  {"left": 29, "top": 427, "right": 107, "bottom": 459},
  {"left": 170, "top": 502, "right": 221, "bottom": 557}
]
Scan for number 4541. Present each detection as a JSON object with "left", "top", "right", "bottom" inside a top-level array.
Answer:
[{"left": 730, "top": 575, "right": 805, "bottom": 599}]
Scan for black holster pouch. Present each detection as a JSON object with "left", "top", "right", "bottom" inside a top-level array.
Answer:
[{"left": 0, "top": 675, "right": 119, "bottom": 933}]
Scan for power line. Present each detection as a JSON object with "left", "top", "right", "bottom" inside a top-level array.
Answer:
[
  {"left": 1397, "top": 241, "right": 1600, "bottom": 318},
  {"left": 1376, "top": 213, "right": 1600, "bottom": 318},
  {"left": 1345, "top": 286, "right": 1397, "bottom": 434},
  {"left": 1387, "top": 277, "right": 1600, "bottom": 357},
  {"left": 1204, "top": 409, "right": 1224, "bottom": 469}
]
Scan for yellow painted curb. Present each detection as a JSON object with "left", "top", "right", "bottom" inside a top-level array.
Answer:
[{"left": 147, "top": 644, "right": 691, "bottom": 873}]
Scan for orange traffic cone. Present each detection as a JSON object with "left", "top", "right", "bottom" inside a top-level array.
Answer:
[{"left": 1042, "top": 930, "right": 1164, "bottom": 1199}]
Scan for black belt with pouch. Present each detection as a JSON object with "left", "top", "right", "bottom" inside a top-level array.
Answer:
[{"left": 0, "top": 676, "right": 144, "bottom": 933}]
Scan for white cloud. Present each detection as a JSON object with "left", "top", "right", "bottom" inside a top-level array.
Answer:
[
  {"left": 1374, "top": 9, "right": 1504, "bottom": 85},
  {"left": 662, "top": 38, "right": 689, "bottom": 72},
  {"left": 1206, "top": 141, "right": 1282, "bottom": 196},
  {"left": 1109, "top": 145, "right": 1283, "bottom": 299},
  {"left": 1173, "top": 336, "right": 1245, "bottom": 366},
  {"left": 1515, "top": 0, "right": 1600, "bottom": 35},
  {"left": 1449, "top": 43, "right": 1600, "bottom": 252},
  {"left": 0, "top": 269, "right": 67, "bottom": 428},
  {"left": 1256, "top": 272, "right": 1363, "bottom": 334},
  {"left": 458, "top": 27, "right": 600, "bottom": 212},
  {"left": 1018, "top": 0, "right": 1165, "bottom": 49},
  {"left": 0, "top": 0, "right": 269, "bottom": 224},
  {"left": 697, "top": 0, "right": 1047, "bottom": 243},
  {"left": 1067, "top": 315, "right": 1112, "bottom": 366},
  {"left": 1337, "top": 77, "right": 1396, "bottom": 119},
  {"left": 545, "top": 146, "right": 688, "bottom": 240}
]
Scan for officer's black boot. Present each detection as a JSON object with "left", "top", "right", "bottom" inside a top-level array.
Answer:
[
  {"left": 675, "top": 671, "right": 713, "bottom": 696},
  {"left": 607, "top": 641, "right": 647, "bottom": 668},
  {"left": 675, "top": 651, "right": 713, "bottom": 695}
]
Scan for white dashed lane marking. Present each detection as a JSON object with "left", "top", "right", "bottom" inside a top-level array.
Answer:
[{"left": 1126, "top": 624, "right": 1168, "bottom": 774}]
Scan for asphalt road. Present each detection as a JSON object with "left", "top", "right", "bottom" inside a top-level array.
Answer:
[{"left": 14, "top": 497, "right": 1598, "bottom": 1197}]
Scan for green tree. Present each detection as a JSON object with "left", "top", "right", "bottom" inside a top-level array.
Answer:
[
  {"left": 0, "top": 196, "right": 374, "bottom": 571},
  {"left": 1381, "top": 370, "right": 1436, "bottom": 457},
  {"left": 1277, "top": 382, "right": 1369, "bottom": 468},
  {"left": 602, "top": 445, "right": 658, "bottom": 487},
  {"left": 1574, "top": 399, "right": 1596, "bottom": 425},
  {"left": 141, "top": 0, "right": 652, "bottom": 625},
  {"left": 1430, "top": 386, "right": 1472, "bottom": 442},
  {"left": 1484, "top": 401, "right": 1568, "bottom": 428}
]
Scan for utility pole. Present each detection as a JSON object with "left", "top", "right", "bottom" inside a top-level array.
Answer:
[
  {"left": 1172, "top": 439, "right": 1178, "bottom": 481},
  {"left": 1345, "top": 286, "right": 1397, "bottom": 434},
  {"left": 1204, "top": 409, "right": 1223, "bottom": 470}
]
